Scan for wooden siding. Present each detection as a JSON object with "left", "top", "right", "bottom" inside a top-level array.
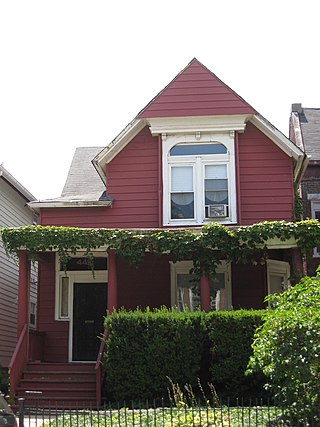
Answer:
[
  {"left": 138, "top": 59, "right": 256, "bottom": 118},
  {"left": 37, "top": 253, "right": 68, "bottom": 362},
  {"left": 0, "top": 179, "right": 36, "bottom": 367},
  {"left": 117, "top": 253, "right": 171, "bottom": 309},
  {"left": 40, "top": 126, "right": 160, "bottom": 228},
  {"left": 238, "top": 123, "right": 294, "bottom": 225}
]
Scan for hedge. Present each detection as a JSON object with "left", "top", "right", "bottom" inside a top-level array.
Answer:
[{"left": 102, "top": 308, "right": 265, "bottom": 402}]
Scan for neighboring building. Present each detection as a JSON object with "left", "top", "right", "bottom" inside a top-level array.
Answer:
[
  {"left": 11, "top": 59, "right": 306, "bottom": 407},
  {"left": 290, "top": 104, "right": 320, "bottom": 274},
  {"left": 0, "top": 165, "right": 37, "bottom": 369}
]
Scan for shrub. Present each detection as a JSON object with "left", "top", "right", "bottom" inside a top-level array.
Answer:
[
  {"left": 204, "top": 310, "right": 265, "bottom": 397},
  {"left": 247, "top": 273, "right": 320, "bottom": 423},
  {"left": 103, "top": 308, "right": 265, "bottom": 402},
  {"left": 103, "top": 308, "right": 206, "bottom": 402}
]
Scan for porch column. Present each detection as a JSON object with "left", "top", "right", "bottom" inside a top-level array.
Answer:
[
  {"left": 291, "top": 247, "right": 306, "bottom": 282},
  {"left": 200, "top": 269, "right": 211, "bottom": 312},
  {"left": 17, "top": 250, "right": 30, "bottom": 336},
  {"left": 107, "top": 250, "right": 118, "bottom": 313}
]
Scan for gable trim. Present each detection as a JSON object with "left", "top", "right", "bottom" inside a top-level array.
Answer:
[{"left": 92, "top": 119, "right": 146, "bottom": 183}]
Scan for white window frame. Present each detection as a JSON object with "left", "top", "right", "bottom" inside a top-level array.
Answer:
[
  {"left": 266, "top": 259, "right": 290, "bottom": 296},
  {"left": 29, "top": 298, "right": 37, "bottom": 328},
  {"left": 163, "top": 132, "right": 237, "bottom": 226},
  {"left": 170, "top": 260, "right": 232, "bottom": 311},
  {"left": 311, "top": 200, "right": 320, "bottom": 257}
]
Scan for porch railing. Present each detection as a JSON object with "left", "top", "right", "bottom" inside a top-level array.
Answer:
[
  {"left": 9, "top": 323, "right": 28, "bottom": 402},
  {"left": 95, "top": 327, "right": 109, "bottom": 406}
]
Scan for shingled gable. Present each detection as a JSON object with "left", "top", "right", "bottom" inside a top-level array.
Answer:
[{"left": 93, "top": 58, "right": 305, "bottom": 183}]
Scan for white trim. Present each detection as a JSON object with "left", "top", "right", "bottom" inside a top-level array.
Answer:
[
  {"left": 311, "top": 201, "right": 320, "bottom": 257},
  {"left": 170, "top": 260, "right": 232, "bottom": 311},
  {"left": 266, "top": 259, "right": 290, "bottom": 296},
  {"left": 29, "top": 200, "right": 112, "bottom": 210},
  {"left": 163, "top": 132, "right": 237, "bottom": 226},
  {"left": 55, "top": 255, "right": 108, "bottom": 362},
  {"left": 92, "top": 118, "right": 146, "bottom": 183},
  {"left": 148, "top": 115, "right": 250, "bottom": 135}
]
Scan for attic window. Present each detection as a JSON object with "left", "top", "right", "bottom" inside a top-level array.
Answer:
[{"left": 170, "top": 143, "right": 227, "bottom": 156}]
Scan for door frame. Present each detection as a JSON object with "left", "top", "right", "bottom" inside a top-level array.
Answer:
[{"left": 56, "top": 257, "right": 108, "bottom": 362}]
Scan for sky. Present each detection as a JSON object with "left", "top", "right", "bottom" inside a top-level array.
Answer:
[{"left": 0, "top": 0, "right": 319, "bottom": 200}]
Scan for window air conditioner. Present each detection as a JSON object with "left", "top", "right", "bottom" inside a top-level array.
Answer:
[{"left": 208, "top": 204, "right": 227, "bottom": 218}]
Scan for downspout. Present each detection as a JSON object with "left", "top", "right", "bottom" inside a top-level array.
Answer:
[{"left": 235, "top": 131, "right": 241, "bottom": 225}]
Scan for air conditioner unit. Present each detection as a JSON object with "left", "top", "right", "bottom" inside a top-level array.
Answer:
[{"left": 208, "top": 204, "right": 228, "bottom": 218}]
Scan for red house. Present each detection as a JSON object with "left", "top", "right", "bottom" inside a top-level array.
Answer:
[{"left": 9, "top": 59, "right": 306, "bottom": 407}]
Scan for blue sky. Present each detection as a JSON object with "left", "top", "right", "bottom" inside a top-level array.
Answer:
[{"left": 1, "top": 0, "right": 319, "bottom": 200}]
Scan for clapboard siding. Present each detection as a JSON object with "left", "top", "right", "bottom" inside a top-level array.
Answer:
[
  {"left": 238, "top": 123, "right": 294, "bottom": 225},
  {"left": 0, "top": 178, "right": 36, "bottom": 367},
  {"left": 139, "top": 59, "right": 255, "bottom": 118},
  {"left": 37, "top": 253, "right": 69, "bottom": 362},
  {"left": 41, "top": 126, "right": 160, "bottom": 228}
]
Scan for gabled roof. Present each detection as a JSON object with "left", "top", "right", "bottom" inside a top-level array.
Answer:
[
  {"left": 0, "top": 164, "right": 35, "bottom": 202},
  {"left": 291, "top": 104, "right": 320, "bottom": 161},
  {"left": 93, "top": 58, "right": 305, "bottom": 183},
  {"left": 138, "top": 58, "right": 256, "bottom": 118},
  {"left": 29, "top": 147, "right": 113, "bottom": 210}
]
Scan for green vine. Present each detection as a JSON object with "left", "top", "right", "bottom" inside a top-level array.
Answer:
[{"left": 1, "top": 220, "right": 320, "bottom": 279}]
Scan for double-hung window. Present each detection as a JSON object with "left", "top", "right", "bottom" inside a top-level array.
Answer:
[{"left": 163, "top": 132, "right": 236, "bottom": 226}]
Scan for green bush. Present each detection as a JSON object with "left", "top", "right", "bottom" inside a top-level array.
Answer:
[
  {"left": 204, "top": 310, "right": 265, "bottom": 397},
  {"left": 103, "top": 308, "right": 265, "bottom": 402},
  {"left": 103, "top": 308, "right": 206, "bottom": 402},
  {"left": 247, "top": 274, "right": 320, "bottom": 423}
]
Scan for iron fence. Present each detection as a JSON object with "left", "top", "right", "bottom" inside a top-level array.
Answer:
[{"left": 16, "top": 397, "right": 319, "bottom": 427}]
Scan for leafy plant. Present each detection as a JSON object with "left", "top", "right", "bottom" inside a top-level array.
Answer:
[
  {"left": 2, "top": 219, "right": 320, "bottom": 278},
  {"left": 247, "top": 272, "right": 320, "bottom": 424}
]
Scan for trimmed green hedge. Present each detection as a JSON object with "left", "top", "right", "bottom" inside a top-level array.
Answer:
[{"left": 103, "top": 308, "right": 265, "bottom": 402}]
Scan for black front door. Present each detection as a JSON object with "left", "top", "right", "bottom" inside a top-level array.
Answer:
[{"left": 72, "top": 282, "right": 107, "bottom": 361}]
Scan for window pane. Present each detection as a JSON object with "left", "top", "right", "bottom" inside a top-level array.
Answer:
[
  {"left": 210, "top": 273, "right": 226, "bottom": 311},
  {"left": 269, "top": 275, "right": 284, "bottom": 294},
  {"left": 171, "top": 167, "right": 193, "bottom": 192},
  {"left": 60, "top": 277, "right": 69, "bottom": 317},
  {"left": 177, "top": 273, "right": 199, "bottom": 311},
  {"left": 170, "top": 143, "right": 227, "bottom": 156},
  {"left": 171, "top": 193, "right": 194, "bottom": 219},
  {"left": 205, "top": 164, "right": 227, "bottom": 179},
  {"left": 205, "top": 179, "right": 228, "bottom": 191},
  {"left": 205, "top": 191, "right": 228, "bottom": 205}
]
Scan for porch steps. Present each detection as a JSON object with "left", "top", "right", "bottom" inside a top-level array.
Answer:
[{"left": 15, "top": 362, "right": 98, "bottom": 408}]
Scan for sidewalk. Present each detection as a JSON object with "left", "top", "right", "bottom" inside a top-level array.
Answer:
[{"left": 18, "top": 416, "right": 50, "bottom": 427}]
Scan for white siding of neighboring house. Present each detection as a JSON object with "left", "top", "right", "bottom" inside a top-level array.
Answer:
[{"left": 0, "top": 178, "right": 37, "bottom": 368}]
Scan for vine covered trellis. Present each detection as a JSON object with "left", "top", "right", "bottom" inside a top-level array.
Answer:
[{"left": 1, "top": 220, "right": 320, "bottom": 279}]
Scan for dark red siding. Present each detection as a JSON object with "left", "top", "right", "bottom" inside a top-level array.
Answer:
[
  {"left": 238, "top": 123, "right": 294, "bottom": 225},
  {"left": 139, "top": 59, "right": 256, "bottom": 118},
  {"left": 38, "top": 253, "right": 68, "bottom": 362},
  {"left": 231, "top": 263, "right": 266, "bottom": 309},
  {"left": 117, "top": 253, "right": 171, "bottom": 309},
  {"left": 40, "top": 126, "right": 160, "bottom": 228}
]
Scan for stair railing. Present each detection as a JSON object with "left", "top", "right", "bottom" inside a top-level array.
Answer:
[
  {"left": 9, "top": 323, "right": 28, "bottom": 402},
  {"left": 95, "top": 327, "right": 109, "bottom": 406}
]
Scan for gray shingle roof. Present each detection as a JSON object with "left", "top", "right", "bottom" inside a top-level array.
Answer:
[{"left": 299, "top": 108, "right": 320, "bottom": 160}]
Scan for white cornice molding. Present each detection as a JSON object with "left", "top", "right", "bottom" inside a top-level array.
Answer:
[
  {"left": 148, "top": 115, "right": 251, "bottom": 135},
  {"left": 250, "top": 115, "right": 303, "bottom": 160},
  {"left": 92, "top": 119, "right": 146, "bottom": 183},
  {"left": 28, "top": 200, "right": 112, "bottom": 212}
]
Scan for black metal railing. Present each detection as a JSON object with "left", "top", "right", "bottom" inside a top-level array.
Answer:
[{"left": 16, "top": 397, "right": 320, "bottom": 427}]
